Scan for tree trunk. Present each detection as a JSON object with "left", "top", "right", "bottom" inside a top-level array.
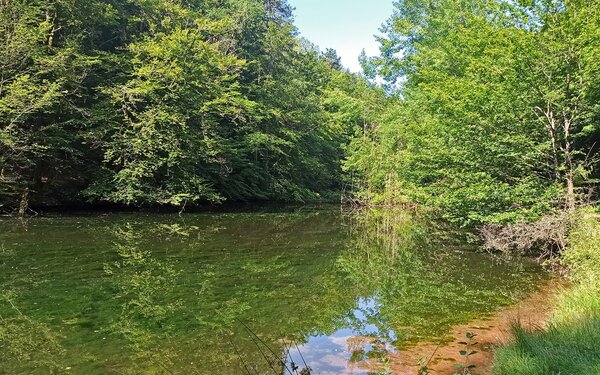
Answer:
[
  {"left": 563, "top": 113, "right": 575, "bottom": 211},
  {"left": 18, "top": 188, "right": 29, "bottom": 217},
  {"left": 566, "top": 172, "right": 575, "bottom": 211}
]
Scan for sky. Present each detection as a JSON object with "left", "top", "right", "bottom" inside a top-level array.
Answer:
[{"left": 288, "top": 0, "right": 395, "bottom": 72}]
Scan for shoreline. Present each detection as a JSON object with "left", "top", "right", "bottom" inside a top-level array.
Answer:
[{"left": 389, "top": 277, "right": 566, "bottom": 375}]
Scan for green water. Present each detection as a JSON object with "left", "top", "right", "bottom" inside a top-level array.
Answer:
[{"left": 0, "top": 207, "right": 547, "bottom": 374}]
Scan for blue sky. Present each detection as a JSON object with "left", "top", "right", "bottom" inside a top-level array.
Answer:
[{"left": 288, "top": 0, "right": 395, "bottom": 72}]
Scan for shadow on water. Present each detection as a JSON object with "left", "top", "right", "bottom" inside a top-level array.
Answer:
[{"left": 0, "top": 207, "right": 547, "bottom": 374}]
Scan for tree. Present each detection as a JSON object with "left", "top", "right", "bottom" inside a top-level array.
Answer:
[
  {"left": 514, "top": 0, "right": 600, "bottom": 210},
  {"left": 0, "top": 1, "right": 99, "bottom": 213},
  {"left": 322, "top": 48, "right": 343, "bottom": 70},
  {"left": 350, "top": 0, "right": 600, "bottom": 225},
  {"left": 85, "top": 9, "right": 253, "bottom": 206}
]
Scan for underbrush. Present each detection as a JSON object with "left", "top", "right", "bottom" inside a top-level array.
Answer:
[{"left": 493, "top": 213, "right": 600, "bottom": 375}]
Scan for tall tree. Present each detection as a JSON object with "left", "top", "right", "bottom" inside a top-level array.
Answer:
[
  {"left": 515, "top": 0, "right": 600, "bottom": 209},
  {"left": 85, "top": 6, "right": 254, "bottom": 206}
]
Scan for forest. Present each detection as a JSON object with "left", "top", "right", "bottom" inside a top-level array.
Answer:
[
  {"left": 1, "top": 0, "right": 600, "bottom": 374},
  {"left": 0, "top": 0, "right": 384, "bottom": 213},
  {"left": 2, "top": 0, "right": 600, "bottom": 226},
  {"left": 353, "top": 0, "right": 600, "bottom": 226}
]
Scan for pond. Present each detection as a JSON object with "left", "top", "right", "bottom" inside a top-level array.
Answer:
[{"left": 0, "top": 207, "right": 548, "bottom": 374}]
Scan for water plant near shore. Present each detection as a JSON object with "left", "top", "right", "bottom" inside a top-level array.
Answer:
[{"left": 454, "top": 332, "right": 477, "bottom": 375}]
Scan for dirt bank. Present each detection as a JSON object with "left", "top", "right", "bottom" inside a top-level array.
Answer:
[{"left": 389, "top": 278, "right": 565, "bottom": 375}]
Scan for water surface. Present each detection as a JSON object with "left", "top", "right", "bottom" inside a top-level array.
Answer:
[{"left": 0, "top": 207, "right": 547, "bottom": 374}]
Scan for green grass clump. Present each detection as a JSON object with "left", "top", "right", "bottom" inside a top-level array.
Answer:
[{"left": 493, "top": 212, "right": 600, "bottom": 375}]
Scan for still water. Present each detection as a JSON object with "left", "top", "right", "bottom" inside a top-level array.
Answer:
[{"left": 0, "top": 207, "right": 546, "bottom": 374}]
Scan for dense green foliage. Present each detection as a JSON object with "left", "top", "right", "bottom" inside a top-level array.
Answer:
[
  {"left": 6, "top": 0, "right": 596, "bottom": 224},
  {"left": 493, "top": 212, "right": 600, "bottom": 375},
  {"left": 0, "top": 0, "right": 384, "bottom": 211},
  {"left": 349, "top": 0, "right": 600, "bottom": 226}
]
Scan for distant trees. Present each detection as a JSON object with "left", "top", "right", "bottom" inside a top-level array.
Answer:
[
  {"left": 0, "top": 0, "right": 380, "bottom": 212},
  {"left": 351, "top": 0, "right": 600, "bottom": 225}
]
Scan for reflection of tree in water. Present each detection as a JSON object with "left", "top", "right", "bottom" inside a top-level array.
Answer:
[
  {"left": 0, "top": 222, "right": 66, "bottom": 374},
  {"left": 258, "top": 208, "right": 508, "bottom": 374},
  {"left": 103, "top": 212, "right": 361, "bottom": 374},
  {"left": 105, "top": 224, "right": 184, "bottom": 374},
  {"left": 0, "top": 209, "right": 544, "bottom": 374},
  {"left": 333, "top": 208, "right": 427, "bottom": 371},
  {"left": 337, "top": 208, "right": 545, "bottom": 353},
  {"left": 0, "top": 290, "right": 66, "bottom": 373}
]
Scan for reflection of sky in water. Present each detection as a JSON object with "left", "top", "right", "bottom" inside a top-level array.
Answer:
[{"left": 286, "top": 296, "right": 397, "bottom": 374}]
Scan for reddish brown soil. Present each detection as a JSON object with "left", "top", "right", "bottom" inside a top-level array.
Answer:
[{"left": 388, "top": 278, "right": 565, "bottom": 375}]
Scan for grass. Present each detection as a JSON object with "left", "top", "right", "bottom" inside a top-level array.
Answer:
[{"left": 493, "top": 212, "right": 600, "bottom": 375}]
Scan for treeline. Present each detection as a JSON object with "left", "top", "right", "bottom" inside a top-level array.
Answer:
[
  {"left": 5, "top": 0, "right": 598, "bottom": 223},
  {"left": 347, "top": 0, "right": 600, "bottom": 226},
  {"left": 0, "top": 0, "right": 385, "bottom": 212}
]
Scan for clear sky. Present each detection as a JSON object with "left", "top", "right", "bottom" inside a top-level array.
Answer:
[{"left": 288, "top": 0, "right": 395, "bottom": 72}]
